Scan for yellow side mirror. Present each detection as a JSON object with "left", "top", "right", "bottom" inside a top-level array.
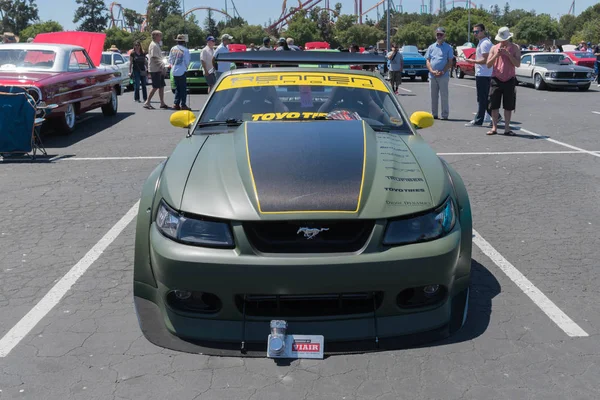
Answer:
[
  {"left": 410, "top": 111, "right": 435, "bottom": 130},
  {"left": 170, "top": 110, "right": 196, "bottom": 128}
]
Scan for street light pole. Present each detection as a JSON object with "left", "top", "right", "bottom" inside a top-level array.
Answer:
[
  {"left": 467, "top": 0, "right": 471, "bottom": 43},
  {"left": 386, "top": 0, "right": 391, "bottom": 52}
]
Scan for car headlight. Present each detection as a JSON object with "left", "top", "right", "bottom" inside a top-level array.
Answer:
[
  {"left": 550, "top": 72, "right": 557, "bottom": 78},
  {"left": 587, "top": 72, "right": 592, "bottom": 78},
  {"left": 156, "top": 200, "right": 234, "bottom": 248},
  {"left": 383, "top": 198, "right": 456, "bottom": 246}
]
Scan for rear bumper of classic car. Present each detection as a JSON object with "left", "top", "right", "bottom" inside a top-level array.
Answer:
[{"left": 134, "top": 223, "right": 470, "bottom": 356}]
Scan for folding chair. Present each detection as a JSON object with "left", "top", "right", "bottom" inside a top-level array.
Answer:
[{"left": 0, "top": 86, "right": 55, "bottom": 159}]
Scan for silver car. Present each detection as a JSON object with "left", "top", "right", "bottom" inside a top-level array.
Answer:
[{"left": 516, "top": 52, "right": 594, "bottom": 91}]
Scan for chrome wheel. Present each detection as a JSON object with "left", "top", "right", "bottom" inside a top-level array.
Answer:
[
  {"left": 111, "top": 89, "right": 117, "bottom": 110},
  {"left": 64, "top": 103, "right": 75, "bottom": 129}
]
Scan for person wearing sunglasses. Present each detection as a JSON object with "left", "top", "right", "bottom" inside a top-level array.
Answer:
[
  {"left": 465, "top": 23, "right": 493, "bottom": 127},
  {"left": 424, "top": 27, "right": 454, "bottom": 120}
]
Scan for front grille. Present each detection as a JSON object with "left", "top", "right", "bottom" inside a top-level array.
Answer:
[
  {"left": 235, "top": 292, "right": 384, "bottom": 317},
  {"left": 185, "top": 70, "right": 204, "bottom": 78},
  {"left": 555, "top": 71, "right": 589, "bottom": 79},
  {"left": 243, "top": 220, "right": 375, "bottom": 253},
  {"left": 405, "top": 64, "right": 425, "bottom": 69}
]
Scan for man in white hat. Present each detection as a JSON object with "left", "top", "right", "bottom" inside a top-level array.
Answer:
[
  {"left": 485, "top": 26, "right": 521, "bottom": 136},
  {"left": 424, "top": 27, "right": 454, "bottom": 120},
  {"left": 212, "top": 33, "right": 233, "bottom": 80},
  {"left": 168, "top": 34, "right": 191, "bottom": 110}
]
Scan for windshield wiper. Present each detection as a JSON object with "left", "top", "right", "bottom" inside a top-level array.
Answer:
[{"left": 196, "top": 118, "right": 243, "bottom": 128}]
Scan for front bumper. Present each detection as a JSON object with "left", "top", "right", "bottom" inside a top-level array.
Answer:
[
  {"left": 134, "top": 222, "right": 470, "bottom": 355},
  {"left": 403, "top": 69, "right": 428, "bottom": 77},
  {"left": 545, "top": 77, "right": 593, "bottom": 86}
]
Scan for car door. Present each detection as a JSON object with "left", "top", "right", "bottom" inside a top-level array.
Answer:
[
  {"left": 61, "top": 49, "right": 97, "bottom": 111},
  {"left": 113, "top": 53, "right": 129, "bottom": 86},
  {"left": 516, "top": 54, "right": 533, "bottom": 83}
]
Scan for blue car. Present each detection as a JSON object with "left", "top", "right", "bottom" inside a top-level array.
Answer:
[{"left": 400, "top": 45, "right": 429, "bottom": 82}]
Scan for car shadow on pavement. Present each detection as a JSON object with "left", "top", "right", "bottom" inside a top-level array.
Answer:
[{"left": 41, "top": 112, "right": 135, "bottom": 148}]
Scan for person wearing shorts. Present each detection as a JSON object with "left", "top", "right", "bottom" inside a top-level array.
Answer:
[
  {"left": 387, "top": 44, "right": 403, "bottom": 94},
  {"left": 201, "top": 36, "right": 217, "bottom": 92},
  {"left": 485, "top": 27, "right": 521, "bottom": 136},
  {"left": 143, "top": 30, "right": 169, "bottom": 110}
]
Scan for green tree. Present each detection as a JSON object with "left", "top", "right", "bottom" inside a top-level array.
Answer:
[
  {"left": 513, "top": 14, "right": 560, "bottom": 44},
  {"left": 392, "top": 21, "right": 435, "bottom": 49},
  {"left": 500, "top": 8, "right": 535, "bottom": 28},
  {"left": 559, "top": 14, "right": 578, "bottom": 42},
  {"left": 104, "top": 27, "right": 133, "bottom": 51},
  {"left": 159, "top": 14, "right": 204, "bottom": 49},
  {"left": 73, "top": 0, "right": 108, "bottom": 32},
  {"left": 571, "top": 19, "right": 600, "bottom": 45},
  {"left": 0, "top": 0, "right": 39, "bottom": 34},
  {"left": 123, "top": 8, "right": 143, "bottom": 31},
  {"left": 204, "top": 9, "right": 219, "bottom": 38},
  {"left": 146, "top": 0, "right": 181, "bottom": 31},
  {"left": 336, "top": 23, "right": 382, "bottom": 47},
  {"left": 490, "top": 4, "right": 501, "bottom": 23},
  {"left": 19, "top": 20, "right": 62, "bottom": 41},
  {"left": 503, "top": 2, "right": 510, "bottom": 16},
  {"left": 283, "top": 9, "right": 320, "bottom": 44},
  {"left": 228, "top": 24, "right": 268, "bottom": 45}
]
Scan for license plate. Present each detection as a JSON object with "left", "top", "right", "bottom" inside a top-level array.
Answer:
[
  {"left": 408, "top": 71, "right": 416, "bottom": 75},
  {"left": 267, "top": 334, "right": 324, "bottom": 359}
]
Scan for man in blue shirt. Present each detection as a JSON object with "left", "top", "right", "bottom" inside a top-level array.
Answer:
[
  {"left": 425, "top": 27, "right": 454, "bottom": 119},
  {"left": 168, "top": 34, "right": 191, "bottom": 110}
]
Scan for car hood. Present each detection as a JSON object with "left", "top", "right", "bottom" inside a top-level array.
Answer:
[
  {"left": 0, "top": 71, "right": 58, "bottom": 84},
  {"left": 538, "top": 64, "right": 593, "bottom": 72},
  {"left": 160, "top": 121, "right": 451, "bottom": 221}
]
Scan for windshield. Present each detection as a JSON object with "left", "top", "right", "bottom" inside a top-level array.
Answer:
[
  {"left": 535, "top": 54, "right": 571, "bottom": 65},
  {"left": 0, "top": 49, "right": 57, "bottom": 70},
  {"left": 196, "top": 71, "right": 409, "bottom": 133},
  {"left": 190, "top": 52, "right": 200, "bottom": 62},
  {"left": 402, "top": 45, "right": 419, "bottom": 54},
  {"left": 570, "top": 52, "right": 592, "bottom": 59}
]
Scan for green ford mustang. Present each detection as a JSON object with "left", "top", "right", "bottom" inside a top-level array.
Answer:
[{"left": 134, "top": 62, "right": 472, "bottom": 357}]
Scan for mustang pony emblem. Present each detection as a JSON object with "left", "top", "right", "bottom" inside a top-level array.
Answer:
[{"left": 297, "top": 227, "right": 329, "bottom": 240}]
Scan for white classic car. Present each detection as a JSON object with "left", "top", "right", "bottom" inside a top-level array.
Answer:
[
  {"left": 100, "top": 51, "right": 132, "bottom": 91},
  {"left": 516, "top": 52, "right": 594, "bottom": 91}
]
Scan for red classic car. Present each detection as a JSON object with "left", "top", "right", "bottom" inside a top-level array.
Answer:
[
  {"left": 454, "top": 48, "right": 476, "bottom": 79},
  {"left": 562, "top": 51, "right": 597, "bottom": 69},
  {"left": 0, "top": 42, "right": 122, "bottom": 134}
]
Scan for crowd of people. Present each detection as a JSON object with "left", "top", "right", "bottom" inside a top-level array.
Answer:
[{"left": 424, "top": 24, "right": 519, "bottom": 136}]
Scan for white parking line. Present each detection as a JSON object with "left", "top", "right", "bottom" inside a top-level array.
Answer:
[
  {"left": 438, "top": 151, "right": 589, "bottom": 156},
  {"left": 398, "top": 86, "right": 412, "bottom": 93},
  {"left": 61, "top": 156, "right": 167, "bottom": 161},
  {"left": 592, "top": 111, "right": 600, "bottom": 115},
  {"left": 519, "top": 128, "right": 600, "bottom": 159},
  {"left": 0, "top": 201, "right": 140, "bottom": 358},
  {"left": 473, "top": 229, "right": 589, "bottom": 337}
]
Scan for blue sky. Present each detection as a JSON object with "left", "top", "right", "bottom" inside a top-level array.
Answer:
[{"left": 40, "top": 0, "right": 596, "bottom": 31}]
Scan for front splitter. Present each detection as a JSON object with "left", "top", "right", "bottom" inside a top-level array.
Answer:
[{"left": 134, "top": 295, "right": 463, "bottom": 358}]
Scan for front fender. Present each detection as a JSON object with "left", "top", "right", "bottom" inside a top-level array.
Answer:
[
  {"left": 442, "top": 160, "right": 472, "bottom": 278},
  {"left": 134, "top": 160, "right": 167, "bottom": 288}
]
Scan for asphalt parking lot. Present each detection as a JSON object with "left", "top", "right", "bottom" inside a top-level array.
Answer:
[{"left": 1, "top": 76, "right": 599, "bottom": 400}]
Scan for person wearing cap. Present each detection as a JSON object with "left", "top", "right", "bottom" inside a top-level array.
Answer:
[
  {"left": 259, "top": 37, "right": 272, "bottom": 51},
  {"left": 424, "top": 27, "right": 454, "bottom": 120},
  {"left": 212, "top": 33, "right": 233, "bottom": 80},
  {"left": 275, "top": 38, "right": 290, "bottom": 51},
  {"left": 387, "top": 43, "right": 404, "bottom": 94},
  {"left": 144, "top": 30, "right": 169, "bottom": 110},
  {"left": 201, "top": 36, "right": 217, "bottom": 91},
  {"left": 485, "top": 26, "right": 521, "bottom": 136},
  {"left": 168, "top": 34, "right": 191, "bottom": 110}
]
